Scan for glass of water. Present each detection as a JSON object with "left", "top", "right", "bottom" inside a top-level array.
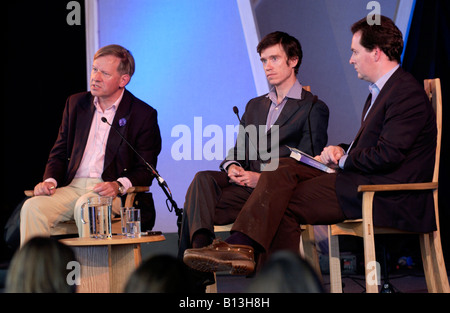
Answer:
[
  {"left": 120, "top": 207, "right": 133, "bottom": 235},
  {"left": 126, "top": 208, "right": 141, "bottom": 238}
]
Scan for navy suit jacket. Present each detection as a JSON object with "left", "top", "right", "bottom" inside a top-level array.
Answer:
[
  {"left": 221, "top": 89, "right": 329, "bottom": 172},
  {"left": 336, "top": 67, "right": 437, "bottom": 232},
  {"left": 43, "top": 89, "right": 162, "bottom": 187}
]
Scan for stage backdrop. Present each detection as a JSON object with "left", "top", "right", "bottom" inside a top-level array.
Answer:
[
  {"left": 96, "top": 0, "right": 257, "bottom": 232},
  {"left": 94, "top": 0, "right": 400, "bottom": 233}
]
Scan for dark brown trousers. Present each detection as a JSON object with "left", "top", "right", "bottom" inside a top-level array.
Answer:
[
  {"left": 178, "top": 158, "right": 346, "bottom": 259},
  {"left": 232, "top": 158, "right": 346, "bottom": 254}
]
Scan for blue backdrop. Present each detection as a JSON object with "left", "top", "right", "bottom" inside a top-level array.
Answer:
[
  {"left": 97, "top": 0, "right": 257, "bottom": 232},
  {"left": 96, "top": 0, "right": 444, "bottom": 236}
]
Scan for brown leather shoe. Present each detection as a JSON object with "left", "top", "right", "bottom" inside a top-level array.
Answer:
[{"left": 183, "top": 239, "right": 255, "bottom": 275}]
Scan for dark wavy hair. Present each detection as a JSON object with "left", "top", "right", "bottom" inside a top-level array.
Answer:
[
  {"left": 257, "top": 31, "right": 303, "bottom": 75},
  {"left": 351, "top": 15, "right": 404, "bottom": 63}
]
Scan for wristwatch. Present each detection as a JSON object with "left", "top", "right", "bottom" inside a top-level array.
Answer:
[{"left": 116, "top": 180, "right": 125, "bottom": 194}]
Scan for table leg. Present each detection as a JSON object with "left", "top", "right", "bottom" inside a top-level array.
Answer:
[
  {"left": 72, "top": 243, "right": 142, "bottom": 293},
  {"left": 110, "top": 244, "right": 142, "bottom": 293},
  {"left": 73, "top": 245, "right": 110, "bottom": 293}
]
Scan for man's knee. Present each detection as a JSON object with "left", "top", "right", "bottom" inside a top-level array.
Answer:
[
  {"left": 186, "top": 171, "right": 224, "bottom": 197},
  {"left": 192, "top": 170, "right": 217, "bottom": 183},
  {"left": 20, "top": 197, "right": 41, "bottom": 220}
]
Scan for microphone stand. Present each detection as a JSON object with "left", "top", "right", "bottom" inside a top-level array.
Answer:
[
  {"left": 101, "top": 117, "right": 183, "bottom": 237},
  {"left": 307, "top": 95, "right": 318, "bottom": 156},
  {"left": 137, "top": 158, "right": 184, "bottom": 239},
  {"left": 149, "top": 166, "right": 184, "bottom": 239}
]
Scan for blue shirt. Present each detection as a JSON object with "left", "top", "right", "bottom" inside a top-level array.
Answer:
[
  {"left": 339, "top": 65, "right": 400, "bottom": 168},
  {"left": 266, "top": 80, "right": 303, "bottom": 131},
  {"left": 363, "top": 64, "right": 399, "bottom": 121}
]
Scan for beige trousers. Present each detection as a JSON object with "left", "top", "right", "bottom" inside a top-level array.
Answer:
[{"left": 20, "top": 178, "right": 121, "bottom": 246}]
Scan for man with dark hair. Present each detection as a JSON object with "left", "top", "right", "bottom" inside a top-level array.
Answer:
[
  {"left": 178, "top": 31, "right": 329, "bottom": 276},
  {"left": 257, "top": 31, "right": 303, "bottom": 75},
  {"left": 351, "top": 15, "right": 404, "bottom": 64},
  {"left": 20, "top": 44, "right": 162, "bottom": 245},
  {"left": 183, "top": 16, "right": 437, "bottom": 275}
]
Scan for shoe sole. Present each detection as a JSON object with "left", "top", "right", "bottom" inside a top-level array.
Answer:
[{"left": 184, "top": 254, "right": 255, "bottom": 275}]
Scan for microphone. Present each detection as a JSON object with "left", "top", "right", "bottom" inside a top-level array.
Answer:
[
  {"left": 232, "top": 106, "right": 262, "bottom": 163},
  {"left": 307, "top": 95, "right": 319, "bottom": 156},
  {"left": 233, "top": 106, "right": 241, "bottom": 122},
  {"left": 101, "top": 117, "right": 167, "bottom": 187}
]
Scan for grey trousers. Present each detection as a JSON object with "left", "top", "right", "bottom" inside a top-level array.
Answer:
[{"left": 177, "top": 170, "right": 253, "bottom": 258}]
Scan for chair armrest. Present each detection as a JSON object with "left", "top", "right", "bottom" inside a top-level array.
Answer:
[
  {"left": 358, "top": 182, "right": 438, "bottom": 193},
  {"left": 125, "top": 186, "right": 150, "bottom": 193},
  {"left": 24, "top": 186, "right": 150, "bottom": 198},
  {"left": 124, "top": 186, "right": 150, "bottom": 207}
]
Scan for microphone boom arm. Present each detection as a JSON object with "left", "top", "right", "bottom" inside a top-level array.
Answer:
[
  {"left": 101, "top": 117, "right": 183, "bottom": 236},
  {"left": 233, "top": 106, "right": 262, "bottom": 164}
]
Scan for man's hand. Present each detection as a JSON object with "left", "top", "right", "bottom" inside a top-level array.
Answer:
[
  {"left": 319, "top": 145, "right": 345, "bottom": 165},
  {"left": 33, "top": 181, "right": 56, "bottom": 196},
  {"left": 93, "top": 181, "right": 120, "bottom": 197},
  {"left": 227, "top": 164, "right": 260, "bottom": 188}
]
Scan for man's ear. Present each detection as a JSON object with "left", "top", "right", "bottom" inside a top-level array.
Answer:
[
  {"left": 373, "top": 47, "right": 382, "bottom": 62},
  {"left": 288, "top": 57, "right": 299, "bottom": 69},
  {"left": 119, "top": 74, "right": 131, "bottom": 88}
]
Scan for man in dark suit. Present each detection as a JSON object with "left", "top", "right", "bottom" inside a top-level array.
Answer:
[
  {"left": 183, "top": 16, "right": 437, "bottom": 275},
  {"left": 178, "top": 32, "right": 329, "bottom": 266},
  {"left": 20, "top": 45, "right": 161, "bottom": 245}
]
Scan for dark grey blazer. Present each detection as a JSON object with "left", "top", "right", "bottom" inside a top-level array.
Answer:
[{"left": 221, "top": 89, "right": 329, "bottom": 173}]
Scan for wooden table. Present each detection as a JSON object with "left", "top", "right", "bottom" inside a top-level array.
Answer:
[{"left": 61, "top": 234, "right": 165, "bottom": 293}]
